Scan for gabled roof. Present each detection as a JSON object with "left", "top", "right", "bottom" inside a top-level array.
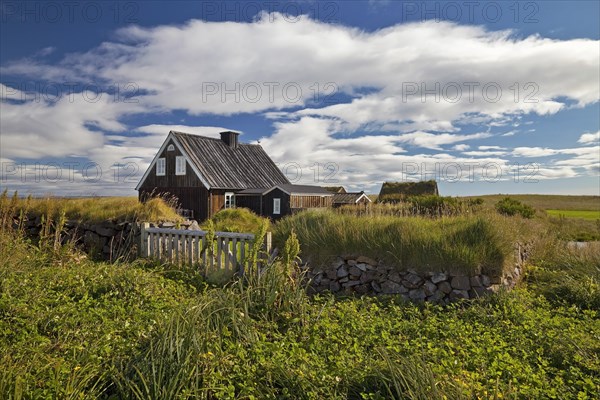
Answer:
[
  {"left": 333, "top": 191, "right": 372, "bottom": 204},
  {"left": 236, "top": 184, "right": 334, "bottom": 196},
  {"left": 136, "top": 130, "right": 291, "bottom": 190}
]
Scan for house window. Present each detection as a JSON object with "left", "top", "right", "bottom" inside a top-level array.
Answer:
[
  {"left": 225, "top": 192, "right": 235, "bottom": 209},
  {"left": 167, "top": 144, "right": 175, "bottom": 151},
  {"left": 273, "top": 198, "right": 281, "bottom": 215},
  {"left": 175, "top": 156, "right": 186, "bottom": 175},
  {"left": 156, "top": 158, "right": 166, "bottom": 176}
]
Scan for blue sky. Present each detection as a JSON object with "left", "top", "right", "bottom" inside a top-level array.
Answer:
[{"left": 1, "top": 0, "right": 599, "bottom": 196}]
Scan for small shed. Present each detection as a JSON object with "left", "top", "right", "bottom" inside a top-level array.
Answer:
[
  {"left": 332, "top": 191, "right": 372, "bottom": 208},
  {"left": 236, "top": 184, "right": 333, "bottom": 219}
]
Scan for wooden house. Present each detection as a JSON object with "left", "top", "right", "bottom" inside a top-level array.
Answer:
[
  {"left": 332, "top": 191, "right": 372, "bottom": 208},
  {"left": 136, "top": 130, "right": 331, "bottom": 221},
  {"left": 236, "top": 184, "right": 333, "bottom": 220}
]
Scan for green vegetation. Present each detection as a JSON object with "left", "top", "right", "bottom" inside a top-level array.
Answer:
[
  {"left": 2, "top": 191, "right": 182, "bottom": 223},
  {"left": 378, "top": 180, "right": 439, "bottom": 202},
  {"left": 495, "top": 197, "right": 536, "bottom": 219},
  {"left": 470, "top": 194, "right": 600, "bottom": 212},
  {"left": 206, "top": 207, "right": 270, "bottom": 233},
  {"left": 546, "top": 209, "right": 600, "bottom": 220},
  {"left": 274, "top": 210, "right": 526, "bottom": 277},
  {"left": 1, "top": 194, "right": 599, "bottom": 399}
]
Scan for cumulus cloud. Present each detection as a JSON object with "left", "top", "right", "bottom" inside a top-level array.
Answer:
[{"left": 578, "top": 131, "right": 600, "bottom": 144}]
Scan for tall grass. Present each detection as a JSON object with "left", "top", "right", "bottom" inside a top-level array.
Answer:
[
  {"left": 1, "top": 190, "right": 182, "bottom": 223},
  {"left": 274, "top": 210, "right": 525, "bottom": 276}
]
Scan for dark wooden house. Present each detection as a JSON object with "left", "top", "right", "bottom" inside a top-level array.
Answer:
[
  {"left": 136, "top": 130, "right": 331, "bottom": 221},
  {"left": 332, "top": 191, "right": 372, "bottom": 208},
  {"left": 236, "top": 184, "right": 333, "bottom": 220}
]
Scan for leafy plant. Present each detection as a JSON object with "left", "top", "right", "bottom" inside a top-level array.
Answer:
[{"left": 495, "top": 197, "right": 535, "bottom": 218}]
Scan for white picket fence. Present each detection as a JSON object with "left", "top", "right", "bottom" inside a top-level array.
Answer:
[{"left": 139, "top": 223, "right": 271, "bottom": 274}]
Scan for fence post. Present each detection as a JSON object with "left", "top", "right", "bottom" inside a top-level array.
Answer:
[
  {"left": 140, "top": 222, "right": 150, "bottom": 257},
  {"left": 264, "top": 231, "right": 272, "bottom": 255}
]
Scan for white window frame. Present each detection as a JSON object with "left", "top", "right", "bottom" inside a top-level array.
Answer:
[
  {"left": 156, "top": 158, "right": 166, "bottom": 176},
  {"left": 273, "top": 198, "right": 281, "bottom": 215},
  {"left": 224, "top": 192, "right": 235, "bottom": 209},
  {"left": 175, "top": 156, "right": 186, "bottom": 175},
  {"left": 167, "top": 144, "right": 175, "bottom": 151}
]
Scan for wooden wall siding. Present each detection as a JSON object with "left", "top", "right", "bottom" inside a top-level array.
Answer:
[
  {"left": 139, "top": 139, "right": 205, "bottom": 189},
  {"left": 235, "top": 195, "right": 263, "bottom": 216},
  {"left": 263, "top": 188, "right": 291, "bottom": 219},
  {"left": 290, "top": 195, "right": 332, "bottom": 209},
  {"left": 210, "top": 190, "right": 227, "bottom": 216},
  {"left": 139, "top": 186, "right": 210, "bottom": 221}
]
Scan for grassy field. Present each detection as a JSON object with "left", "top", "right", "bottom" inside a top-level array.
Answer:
[
  {"left": 469, "top": 194, "right": 600, "bottom": 212},
  {"left": 1, "top": 191, "right": 182, "bottom": 223},
  {"left": 546, "top": 209, "right": 600, "bottom": 220},
  {"left": 1, "top": 194, "right": 599, "bottom": 398}
]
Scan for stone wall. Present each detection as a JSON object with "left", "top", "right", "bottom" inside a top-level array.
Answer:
[
  {"left": 308, "top": 250, "right": 526, "bottom": 303},
  {"left": 20, "top": 215, "right": 199, "bottom": 260}
]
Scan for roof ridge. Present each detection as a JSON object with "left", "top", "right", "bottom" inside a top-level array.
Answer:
[{"left": 171, "top": 130, "right": 257, "bottom": 146}]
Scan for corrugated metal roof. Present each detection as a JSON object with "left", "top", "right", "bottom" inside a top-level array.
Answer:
[{"left": 172, "top": 131, "right": 290, "bottom": 189}]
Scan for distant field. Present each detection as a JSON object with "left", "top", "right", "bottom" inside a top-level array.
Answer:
[
  {"left": 465, "top": 194, "right": 600, "bottom": 212},
  {"left": 546, "top": 209, "right": 600, "bottom": 220}
]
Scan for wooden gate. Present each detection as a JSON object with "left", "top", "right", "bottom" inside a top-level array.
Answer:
[{"left": 139, "top": 223, "right": 271, "bottom": 275}]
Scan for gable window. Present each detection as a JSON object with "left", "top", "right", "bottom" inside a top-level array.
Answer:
[
  {"left": 167, "top": 144, "right": 175, "bottom": 151},
  {"left": 273, "top": 198, "right": 281, "bottom": 215},
  {"left": 225, "top": 192, "right": 235, "bottom": 209},
  {"left": 156, "top": 158, "right": 166, "bottom": 176},
  {"left": 175, "top": 156, "right": 186, "bottom": 175}
]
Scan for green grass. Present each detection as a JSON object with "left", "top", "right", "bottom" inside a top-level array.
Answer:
[
  {"left": 468, "top": 194, "right": 600, "bottom": 212},
  {"left": 2, "top": 194, "right": 600, "bottom": 398},
  {"left": 274, "top": 209, "right": 528, "bottom": 277},
  {"left": 546, "top": 209, "right": 600, "bottom": 220},
  {"left": 1, "top": 191, "right": 182, "bottom": 223}
]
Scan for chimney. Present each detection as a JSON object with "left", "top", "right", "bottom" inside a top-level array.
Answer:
[{"left": 220, "top": 131, "right": 240, "bottom": 149}]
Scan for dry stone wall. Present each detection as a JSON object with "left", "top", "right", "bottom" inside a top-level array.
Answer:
[
  {"left": 308, "top": 251, "right": 526, "bottom": 303},
  {"left": 21, "top": 215, "right": 199, "bottom": 260}
]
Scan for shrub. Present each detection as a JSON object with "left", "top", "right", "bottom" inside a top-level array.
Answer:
[
  {"left": 207, "top": 208, "right": 269, "bottom": 233},
  {"left": 495, "top": 197, "right": 535, "bottom": 218}
]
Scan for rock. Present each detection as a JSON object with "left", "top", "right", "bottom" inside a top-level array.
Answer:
[
  {"left": 83, "top": 231, "right": 106, "bottom": 250},
  {"left": 449, "top": 289, "right": 470, "bottom": 300},
  {"left": 102, "top": 245, "right": 111, "bottom": 254},
  {"left": 409, "top": 288, "right": 426, "bottom": 301},
  {"left": 371, "top": 281, "right": 382, "bottom": 293},
  {"left": 427, "top": 290, "right": 445, "bottom": 303},
  {"left": 470, "top": 276, "right": 483, "bottom": 288},
  {"left": 160, "top": 222, "right": 176, "bottom": 228},
  {"left": 423, "top": 281, "right": 438, "bottom": 296},
  {"left": 376, "top": 264, "right": 389, "bottom": 274},
  {"left": 356, "top": 263, "right": 368, "bottom": 272},
  {"left": 339, "top": 277, "right": 349, "bottom": 283},
  {"left": 319, "top": 278, "right": 330, "bottom": 286},
  {"left": 451, "top": 276, "right": 471, "bottom": 291},
  {"left": 381, "top": 281, "right": 408, "bottom": 294},
  {"left": 342, "top": 280, "right": 361, "bottom": 288},
  {"left": 329, "top": 281, "right": 341, "bottom": 293},
  {"left": 437, "top": 281, "right": 452, "bottom": 294},
  {"left": 490, "top": 275, "right": 502, "bottom": 284},
  {"left": 360, "top": 271, "right": 377, "bottom": 284},
  {"left": 187, "top": 220, "right": 201, "bottom": 230},
  {"left": 356, "top": 256, "right": 377, "bottom": 265},
  {"left": 388, "top": 271, "right": 402, "bottom": 283},
  {"left": 312, "top": 274, "right": 323, "bottom": 285},
  {"left": 95, "top": 225, "right": 116, "bottom": 237},
  {"left": 431, "top": 272, "right": 447, "bottom": 284},
  {"left": 355, "top": 284, "right": 370, "bottom": 295},
  {"left": 402, "top": 273, "right": 423, "bottom": 289},
  {"left": 480, "top": 275, "right": 491, "bottom": 287},
  {"left": 331, "top": 257, "right": 345, "bottom": 269},
  {"left": 347, "top": 259, "right": 357, "bottom": 266},
  {"left": 349, "top": 266, "right": 362, "bottom": 276},
  {"left": 326, "top": 269, "right": 338, "bottom": 280},
  {"left": 337, "top": 265, "right": 349, "bottom": 278}
]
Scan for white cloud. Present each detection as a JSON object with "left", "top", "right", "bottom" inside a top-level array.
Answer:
[{"left": 578, "top": 131, "right": 600, "bottom": 144}]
